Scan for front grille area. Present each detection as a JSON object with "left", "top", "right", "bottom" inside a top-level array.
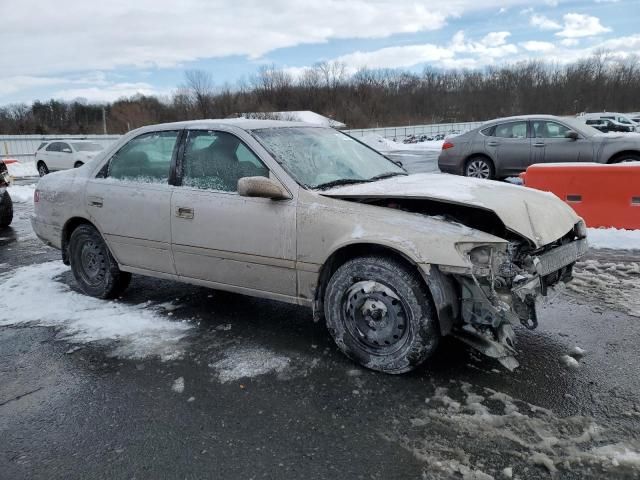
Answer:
[{"left": 533, "top": 239, "right": 588, "bottom": 277}]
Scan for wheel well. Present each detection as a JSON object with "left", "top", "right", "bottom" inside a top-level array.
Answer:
[
  {"left": 607, "top": 150, "right": 640, "bottom": 164},
  {"left": 313, "top": 243, "right": 427, "bottom": 322},
  {"left": 61, "top": 217, "right": 95, "bottom": 264},
  {"left": 37, "top": 160, "right": 46, "bottom": 166},
  {"left": 465, "top": 153, "right": 493, "bottom": 166},
  {"left": 74, "top": 161, "right": 84, "bottom": 167}
]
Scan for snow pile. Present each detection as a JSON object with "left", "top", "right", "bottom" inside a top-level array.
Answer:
[
  {"left": 587, "top": 228, "right": 640, "bottom": 250},
  {"left": 5, "top": 160, "right": 38, "bottom": 178},
  {"left": 358, "top": 134, "right": 444, "bottom": 152},
  {"left": 172, "top": 377, "right": 185, "bottom": 393},
  {"left": 568, "top": 259, "right": 640, "bottom": 317},
  {"left": 358, "top": 134, "right": 403, "bottom": 152},
  {"left": 7, "top": 184, "right": 36, "bottom": 203},
  {"left": 392, "top": 381, "right": 640, "bottom": 478},
  {"left": 0, "top": 261, "right": 192, "bottom": 359},
  {"left": 209, "top": 346, "right": 291, "bottom": 383}
]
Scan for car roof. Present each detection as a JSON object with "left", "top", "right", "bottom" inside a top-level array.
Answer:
[
  {"left": 130, "top": 118, "right": 324, "bottom": 134},
  {"left": 483, "top": 114, "right": 573, "bottom": 124}
]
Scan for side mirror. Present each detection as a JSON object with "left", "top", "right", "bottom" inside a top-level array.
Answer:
[
  {"left": 566, "top": 131, "right": 579, "bottom": 140},
  {"left": 237, "top": 176, "right": 290, "bottom": 200}
]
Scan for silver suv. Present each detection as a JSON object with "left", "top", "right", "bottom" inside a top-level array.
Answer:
[{"left": 438, "top": 114, "right": 640, "bottom": 179}]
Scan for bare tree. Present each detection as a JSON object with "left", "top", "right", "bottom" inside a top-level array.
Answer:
[{"left": 184, "top": 69, "right": 215, "bottom": 118}]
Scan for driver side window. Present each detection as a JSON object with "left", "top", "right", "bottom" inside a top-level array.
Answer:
[{"left": 182, "top": 130, "right": 269, "bottom": 192}]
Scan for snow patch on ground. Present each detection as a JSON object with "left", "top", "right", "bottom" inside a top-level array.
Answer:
[
  {"left": 0, "top": 261, "right": 192, "bottom": 359},
  {"left": 561, "top": 354, "right": 580, "bottom": 368},
  {"left": 172, "top": 377, "right": 185, "bottom": 393},
  {"left": 568, "top": 259, "right": 640, "bottom": 317},
  {"left": 587, "top": 228, "right": 640, "bottom": 250},
  {"left": 209, "top": 346, "right": 291, "bottom": 383},
  {"left": 7, "top": 184, "right": 36, "bottom": 203},
  {"left": 390, "top": 381, "right": 640, "bottom": 479},
  {"left": 6, "top": 160, "right": 38, "bottom": 178}
]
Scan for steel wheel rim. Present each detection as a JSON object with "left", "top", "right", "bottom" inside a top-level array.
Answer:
[
  {"left": 342, "top": 280, "right": 410, "bottom": 355},
  {"left": 78, "top": 241, "right": 105, "bottom": 286},
  {"left": 467, "top": 160, "right": 490, "bottom": 178}
]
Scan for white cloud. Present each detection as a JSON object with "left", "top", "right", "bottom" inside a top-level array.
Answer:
[
  {"left": 530, "top": 14, "right": 562, "bottom": 30},
  {"left": 560, "top": 38, "right": 580, "bottom": 47},
  {"left": 0, "top": 0, "right": 534, "bottom": 79},
  {"left": 556, "top": 13, "right": 611, "bottom": 38},
  {"left": 52, "top": 83, "right": 170, "bottom": 103},
  {"left": 520, "top": 41, "right": 556, "bottom": 52}
]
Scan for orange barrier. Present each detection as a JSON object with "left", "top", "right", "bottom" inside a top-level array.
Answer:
[
  {"left": 1, "top": 158, "right": 18, "bottom": 164},
  {"left": 520, "top": 163, "right": 640, "bottom": 230}
]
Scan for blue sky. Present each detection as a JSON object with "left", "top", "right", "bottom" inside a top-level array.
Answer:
[{"left": 1, "top": 0, "right": 638, "bottom": 105}]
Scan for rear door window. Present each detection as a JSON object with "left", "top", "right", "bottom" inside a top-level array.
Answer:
[
  {"left": 107, "top": 131, "right": 180, "bottom": 184},
  {"left": 494, "top": 121, "right": 528, "bottom": 139}
]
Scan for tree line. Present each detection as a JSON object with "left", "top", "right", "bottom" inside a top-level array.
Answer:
[{"left": 1, "top": 52, "right": 639, "bottom": 135}]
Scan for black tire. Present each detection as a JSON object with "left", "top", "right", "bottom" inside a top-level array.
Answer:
[
  {"left": 74, "top": 161, "right": 84, "bottom": 168},
  {"left": 0, "top": 190, "right": 13, "bottom": 228},
  {"left": 37, "top": 161, "right": 49, "bottom": 177},
  {"left": 464, "top": 156, "right": 495, "bottom": 179},
  {"left": 68, "top": 224, "right": 131, "bottom": 299},
  {"left": 324, "top": 255, "right": 439, "bottom": 374},
  {"left": 610, "top": 153, "right": 640, "bottom": 164}
]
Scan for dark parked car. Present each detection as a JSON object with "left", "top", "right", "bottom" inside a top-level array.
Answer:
[
  {"left": 0, "top": 160, "right": 13, "bottom": 228},
  {"left": 585, "top": 118, "right": 634, "bottom": 133},
  {"left": 438, "top": 115, "right": 640, "bottom": 179}
]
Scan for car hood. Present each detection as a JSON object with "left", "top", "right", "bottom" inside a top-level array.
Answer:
[{"left": 319, "top": 173, "right": 580, "bottom": 248}]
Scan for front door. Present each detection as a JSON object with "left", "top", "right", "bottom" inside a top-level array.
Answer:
[
  {"left": 85, "top": 130, "right": 181, "bottom": 274},
  {"left": 170, "top": 129, "right": 297, "bottom": 297},
  {"left": 531, "top": 120, "right": 594, "bottom": 164}
]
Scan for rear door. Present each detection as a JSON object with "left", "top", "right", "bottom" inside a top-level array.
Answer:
[
  {"left": 484, "top": 120, "right": 531, "bottom": 175},
  {"left": 530, "top": 120, "right": 594, "bottom": 163},
  {"left": 85, "top": 130, "right": 181, "bottom": 274},
  {"left": 170, "top": 129, "right": 297, "bottom": 298}
]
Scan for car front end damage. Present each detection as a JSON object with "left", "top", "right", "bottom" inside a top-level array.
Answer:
[{"left": 439, "top": 221, "right": 588, "bottom": 369}]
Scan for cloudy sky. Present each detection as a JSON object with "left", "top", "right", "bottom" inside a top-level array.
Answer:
[{"left": 1, "top": 0, "right": 638, "bottom": 104}]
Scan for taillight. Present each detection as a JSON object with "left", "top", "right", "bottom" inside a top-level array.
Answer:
[
  {"left": 34, "top": 190, "right": 40, "bottom": 203},
  {"left": 442, "top": 141, "right": 454, "bottom": 150}
]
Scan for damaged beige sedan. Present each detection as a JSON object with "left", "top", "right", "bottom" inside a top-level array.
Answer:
[{"left": 32, "top": 120, "right": 588, "bottom": 373}]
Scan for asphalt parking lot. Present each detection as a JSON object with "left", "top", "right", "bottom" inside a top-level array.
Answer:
[{"left": 1, "top": 173, "right": 640, "bottom": 479}]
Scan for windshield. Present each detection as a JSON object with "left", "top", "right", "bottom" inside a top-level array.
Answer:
[
  {"left": 72, "top": 142, "right": 104, "bottom": 152},
  {"left": 251, "top": 127, "right": 405, "bottom": 188}
]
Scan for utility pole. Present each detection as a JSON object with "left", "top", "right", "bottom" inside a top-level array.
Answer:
[{"left": 102, "top": 107, "right": 107, "bottom": 135}]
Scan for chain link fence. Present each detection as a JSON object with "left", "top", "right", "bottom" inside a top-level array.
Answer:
[{"left": 345, "top": 121, "right": 484, "bottom": 140}]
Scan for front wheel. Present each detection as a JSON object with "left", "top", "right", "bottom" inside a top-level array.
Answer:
[
  {"left": 37, "top": 162, "right": 49, "bottom": 177},
  {"left": 68, "top": 224, "right": 131, "bottom": 299},
  {"left": 324, "top": 256, "right": 439, "bottom": 374},
  {"left": 611, "top": 153, "right": 640, "bottom": 164},
  {"left": 465, "top": 156, "right": 495, "bottom": 179},
  {"left": 0, "top": 190, "right": 13, "bottom": 228}
]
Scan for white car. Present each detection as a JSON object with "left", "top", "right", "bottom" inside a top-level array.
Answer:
[{"left": 35, "top": 140, "right": 105, "bottom": 176}]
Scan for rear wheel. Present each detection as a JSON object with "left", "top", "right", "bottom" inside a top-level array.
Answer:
[
  {"left": 0, "top": 190, "right": 13, "bottom": 228},
  {"left": 465, "top": 156, "right": 495, "bottom": 179},
  {"left": 37, "top": 161, "right": 49, "bottom": 177},
  {"left": 68, "top": 224, "right": 131, "bottom": 299},
  {"left": 324, "top": 255, "right": 439, "bottom": 374}
]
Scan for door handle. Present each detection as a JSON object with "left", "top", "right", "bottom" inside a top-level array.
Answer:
[
  {"left": 487, "top": 141, "right": 499, "bottom": 147},
  {"left": 176, "top": 206, "right": 194, "bottom": 219},
  {"left": 533, "top": 142, "right": 545, "bottom": 147},
  {"left": 88, "top": 196, "right": 103, "bottom": 208}
]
